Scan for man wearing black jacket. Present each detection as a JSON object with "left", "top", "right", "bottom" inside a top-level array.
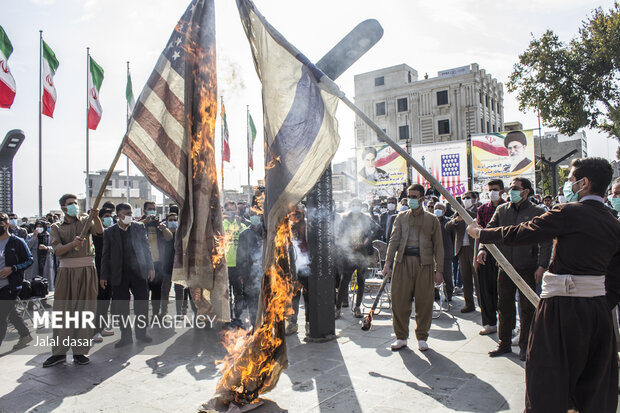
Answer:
[
  {"left": 0, "top": 213, "right": 33, "bottom": 349},
  {"left": 100, "top": 203, "right": 154, "bottom": 347}
]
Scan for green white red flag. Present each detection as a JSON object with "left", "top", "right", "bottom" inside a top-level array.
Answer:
[
  {"left": 87, "top": 56, "right": 104, "bottom": 130},
  {"left": 248, "top": 112, "right": 257, "bottom": 169},
  {"left": 41, "top": 40, "right": 59, "bottom": 117},
  {"left": 0, "top": 25, "right": 16, "bottom": 109}
]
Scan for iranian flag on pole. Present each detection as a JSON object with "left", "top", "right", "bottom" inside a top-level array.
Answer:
[
  {"left": 87, "top": 57, "right": 104, "bottom": 130},
  {"left": 41, "top": 40, "right": 59, "bottom": 117},
  {"left": 248, "top": 113, "right": 257, "bottom": 170},
  {"left": 0, "top": 25, "right": 16, "bottom": 109}
]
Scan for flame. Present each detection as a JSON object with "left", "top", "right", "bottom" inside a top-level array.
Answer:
[
  {"left": 211, "top": 232, "right": 233, "bottom": 270},
  {"left": 215, "top": 216, "right": 295, "bottom": 406},
  {"left": 265, "top": 153, "right": 281, "bottom": 170}
]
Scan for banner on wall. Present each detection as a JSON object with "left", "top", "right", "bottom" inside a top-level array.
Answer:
[
  {"left": 410, "top": 140, "right": 469, "bottom": 197},
  {"left": 471, "top": 130, "right": 536, "bottom": 191},
  {"left": 357, "top": 144, "right": 407, "bottom": 200}
]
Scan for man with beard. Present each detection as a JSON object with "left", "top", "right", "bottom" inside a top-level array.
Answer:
[{"left": 467, "top": 158, "right": 620, "bottom": 412}]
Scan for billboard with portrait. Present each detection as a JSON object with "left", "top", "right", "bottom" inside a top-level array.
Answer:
[
  {"left": 357, "top": 144, "right": 407, "bottom": 200},
  {"left": 410, "top": 141, "right": 469, "bottom": 197},
  {"left": 471, "top": 130, "right": 536, "bottom": 191}
]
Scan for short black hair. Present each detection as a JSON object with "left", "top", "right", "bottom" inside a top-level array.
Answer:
[
  {"left": 102, "top": 201, "right": 115, "bottom": 211},
  {"left": 59, "top": 194, "right": 78, "bottom": 207},
  {"left": 169, "top": 204, "right": 179, "bottom": 214},
  {"left": 362, "top": 147, "right": 377, "bottom": 159},
  {"left": 116, "top": 203, "right": 132, "bottom": 214},
  {"left": 407, "top": 184, "right": 425, "bottom": 197},
  {"left": 543, "top": 195, "right": 553, "bottom": 201},
  {"left": 143, "top": 201, "right": 156, "bottom": 210},
  {"left": 99, "top": 208, "right": 114, "bottom": 218},
  {"left": 511, "top": 177, "right": 533, "bottom": 196},
  {"left": 487, "top": 179, "right": 504, "bottom": 189},
  {"left": 570, "top": 157, "right": 613, "bottom": 197}
]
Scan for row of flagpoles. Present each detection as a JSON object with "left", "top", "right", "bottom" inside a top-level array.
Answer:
[{"left": 0, "top": 24, "right": 259, "bottom": 214}]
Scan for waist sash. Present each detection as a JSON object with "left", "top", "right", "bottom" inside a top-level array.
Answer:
[
  {"left": 540, "top": 271, "right": 605, "bottom": 299},
  {"left": 59, "top": 256, "right": 95, "bottom": 268}
]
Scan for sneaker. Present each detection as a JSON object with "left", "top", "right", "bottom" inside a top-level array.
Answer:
[
  {"left": 390, "top": 339, "right": 407, "bottom": 351},
  {"left": 285, "top": 322, "right": 298, "bottom": 336},
  {"left": 335, "top": 308, "right": 341, "bottom": 320},
  {"left": 100, "top": 329, "right": 114, "bottom": 337},
  {"left": 136, "top": 334, "right": 153, "bottom": 343},
  {"left": 488, "top": 345, "right": 512, "bottom": 357},
  {"left": 92, "top": 333, "right": 103, "bottom": 343},
  {"left": 12, "top": 334, "right": 33, "bottom": 350},
  {"left": 353, "top": 307, "right": 363, "bottom": 318},
  {"left": 478, "top": 325, "right": 497, "bottom": 335},
  {"left": 418, "top": 340, "right": 429, "bottom": 351},
  {"left": 73, "top": 355, "right": 90, "bottom": 365},
  {"left": 43, "top": 355, "right": 66, "bottom": 368},
  {"left": 453, "top": 286, "right": 463, "bottom": 295},
  {"left": 114, "top": 337, "right": 133, "bottom": 348}
]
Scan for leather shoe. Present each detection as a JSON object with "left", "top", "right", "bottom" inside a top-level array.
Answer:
[
  {"left": 460, "top": 305, "right": 474, "bottom": 313},
  {"left": 489, "top": 345, "right": 512, "bottom": 357},
  {"left": 73, "top": 355, "right": 90, "bottom": 365},
  {"left": 519, "top": 348, "right": 527, "bottom": 361}
]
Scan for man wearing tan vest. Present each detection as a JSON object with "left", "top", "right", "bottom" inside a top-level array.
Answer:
[{"left": 383, "top": 184, "right": 444, "bottom": 352}]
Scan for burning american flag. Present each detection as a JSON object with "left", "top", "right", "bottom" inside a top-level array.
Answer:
[
  {"left": 211, "top": 0, "right": 341, "bottom": 407},
  {"left": 122, "top": 0, "right": 229, "bottom": 320}
]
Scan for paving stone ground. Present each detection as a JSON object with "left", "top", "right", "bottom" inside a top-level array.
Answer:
[{"left": 0, "top": 293, "right": 550, "bottom": 413}]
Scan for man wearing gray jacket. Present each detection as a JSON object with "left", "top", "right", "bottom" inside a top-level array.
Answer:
[{"left": 478, "top": 177, "right": 551, "bottom": 360}]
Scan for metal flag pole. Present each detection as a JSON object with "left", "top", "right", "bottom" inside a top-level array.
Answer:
[
  {"left": 38, "top": 30, "right": 43, "bottom": 217},
  {"left": 85, "top": 47, "right": 91, "bottom": 211},
  {"left": 336, "top": 92, "right": 540, "bottom": 306},
  {"left": 126, "top": 61, "right": 131, "bottom": 204},
  {"left": 246, "top": 105, "right": 251, "bottom": 204}
]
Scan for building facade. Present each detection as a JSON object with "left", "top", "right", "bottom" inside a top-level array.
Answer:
[
  {"left": 354, "top": 63, "right": 504, "bottom": 148},
  {"left": 82, "top": 170, "right": 152, "bottom": 213},
  {"left": 533, "top": 130, "right": 587, "bottom": 168}
]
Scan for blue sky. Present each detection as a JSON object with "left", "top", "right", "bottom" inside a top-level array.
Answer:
[{"left": 2, "top": 0, "right": 618, "bottom": 216}]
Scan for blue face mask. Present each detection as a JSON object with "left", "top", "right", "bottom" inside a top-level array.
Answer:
[
  {"left": 167, "top": 221, "right": 178, "bottom": 229},
  {"left": 250, "top": 215, "right": 261, "bottom": 227},
  {"left": 563, "top": 179, "right": 583, "bottom": 203},
  {"left": 103, "top": 217, "right": 113, "bottom": 227},
  {"left": 434, "top": 209, "right": 443, "bottom": 218},
  {"left": 9, "top": 219, "right": 17, "bottom": 227},
  {"left": 66, "top": 204, "right": 79, "bottom": 217},
  {"left": 407, "top": 198, "right": 419, "bottom": 210},
  {"left": 611, "top": 197, "right": 620, "bottom": 212},
  {"left": 509, "top": 189, "right": 523, "bottom": 204},
  {"left": 147, "top": 209, "right": 157, "bottom": 217}
]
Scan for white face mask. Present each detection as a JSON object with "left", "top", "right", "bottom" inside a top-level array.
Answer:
[
  {"left": 434, "top": 209, "right": 444, "bottom": 218},
  {"left": 121, "top": 215, "right": 133, "bottom": 226},
  {"left": 558, "top": 195, "right": 567, "bottom": 204},
  {"left": 463, "top": 198, "right": 473, "bottom": 209},
  {"left": 387, "top": 203, "right": 396, "bottom": 211},
  {"left": 35, "top": 227, "right": 44, "bottom": 234},
  {"left": 489, "top": 190, "right": 500, "bottom": 202}
]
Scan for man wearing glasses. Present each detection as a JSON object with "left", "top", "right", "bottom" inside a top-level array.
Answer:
[{"left": 383, "top": 184, "right": 444, "bottom": 352}]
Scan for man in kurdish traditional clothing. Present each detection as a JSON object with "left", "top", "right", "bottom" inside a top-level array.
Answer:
[
  {"left": 467, "top": 157, "right": 620, "bottom": 412},
  {"left": 43, "top": 194, "right": 103, "bottom": 367}
]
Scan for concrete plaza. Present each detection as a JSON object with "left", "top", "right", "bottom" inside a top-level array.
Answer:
[{"left": 0, "top": 294, "right": 531, "bottom": 413}]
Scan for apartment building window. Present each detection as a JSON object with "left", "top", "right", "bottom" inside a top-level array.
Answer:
[
  {"left": 375, "top": 101, "right": 386, "bottom": 116},
  {"left": 479, "top": 91, "right": 483, "bottom": 104},
  {"left": 437, "top": 90, "right": 449, "bottom": 106},
  {"left": 481, "top": 117, "right": 485, "bottom": 132},
  {"left": 492, "top": 98, "right": 496, "bottom": 112},
  {"left": 398, "top": 125, "right": 410, "bottom": 140},
  {"left": 374, "top": 76, "right": 384, "bottom": 86},
  {"left": 408, "top": 72, "right": 412, "bottom": 83},
  {"left": 487, "top": 121, "right": 491, "bottom": 133},
  {"left": 438, "top": 119, "right": 450, "bottom": 135},
  {"left": 397, "top": 97, "right": 408, "bottom": 112}
]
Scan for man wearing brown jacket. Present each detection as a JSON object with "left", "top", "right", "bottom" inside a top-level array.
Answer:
[
  {"left": 383, "top": 184, "right": 444, "bottom": 352},
  {"left": 446, "top": 191, "right": 479, "bottom": 313}
]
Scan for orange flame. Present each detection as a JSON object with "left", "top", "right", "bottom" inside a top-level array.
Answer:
[
  {"left": 211, "top": 232, "right": 233, "bottom": 270},
  {"left": 215, "top": 216, "right": 295, "bottom": 405},
  {"left": 265, "top": 155, "right": 281, "bottom": 170}
]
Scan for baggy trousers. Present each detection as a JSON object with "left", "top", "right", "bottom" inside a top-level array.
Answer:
[
  {"left": 52, "top": 266, "right": 98, "bottom": 356},
  {"left": 391, "top": 256, "right": 434, "bottom": 341},
  {"left": 458, "top": 245, "right": 476, "bottom": 308},
  {"left": 498, "top": 267, "right": 536, "bottom": 350},
  {"left": 477, "top": 254, "right": 498, "bottom": 326}
]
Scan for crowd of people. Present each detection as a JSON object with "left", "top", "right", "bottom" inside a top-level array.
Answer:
[{"left": 0, "top": 157, "right": 619, "bottom": 411}]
